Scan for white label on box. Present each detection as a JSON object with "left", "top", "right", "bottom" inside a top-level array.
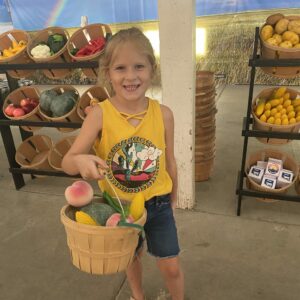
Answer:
[
  {"left": 265, "top": 159, "right": 282, "bottom": 177},
  {"left": 261, "top": 175, "right": 277, "bottom": 189},
  {"left": 257, "top": 161, "right": 267, "bottom": 169},
  {"left": 277, "top": 169, "right": 294, "bottom": 188},
  {"left": 248, "top": 166, "right": 265, "bottom": 184}
]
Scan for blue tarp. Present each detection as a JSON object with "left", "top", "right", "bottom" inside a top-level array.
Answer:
[{"left": 1, "top": 0, "right": 300, "bottom": 30}]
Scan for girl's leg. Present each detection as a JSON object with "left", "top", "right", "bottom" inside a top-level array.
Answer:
[
  {"left": 126, "top": 250, "right": 145, "bottom": 300},
  {"left": 157, "top": 256, "right": 184, "bottom": 300}
]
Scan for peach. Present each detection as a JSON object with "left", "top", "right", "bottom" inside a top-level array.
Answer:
[
  {"left": 65, "top": 180, "right": 93, "bottom": 207},
  {"left": 105, "top": 213, "right": 134, "bottom": 227}
]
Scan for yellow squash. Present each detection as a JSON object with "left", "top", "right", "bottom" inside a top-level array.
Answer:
[{"left": 129, "top": 192, "right": 145, "bottom": 221}]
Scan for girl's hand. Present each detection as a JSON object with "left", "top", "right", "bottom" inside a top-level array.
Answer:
[
  {"left": 171, "top": 200, "right": 177, "bottom": 212},
  {"left": 73, "top": 154, "right": 108, "bottom": 180}
]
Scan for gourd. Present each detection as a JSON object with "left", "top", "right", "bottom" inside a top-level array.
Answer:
[
  {"left": 39, "top": 89, "right": 58, "bottom": 112},
  {"left": 50, "top": 91, "right": 77, "bottom": 117},
  {"left": 81, "top": 202, "right": 116, "bottom": 225}
]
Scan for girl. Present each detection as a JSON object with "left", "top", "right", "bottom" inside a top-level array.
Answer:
[{"left": 62, "top": 27, "right": 184, "bottom": 300}]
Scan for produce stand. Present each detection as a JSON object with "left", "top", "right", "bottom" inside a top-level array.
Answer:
[
  {"left": 0, "top": 60, "right": 98, "bottom": 189},
  {"left": 235, "top": 27, "right": 300, "bottom": 216}
]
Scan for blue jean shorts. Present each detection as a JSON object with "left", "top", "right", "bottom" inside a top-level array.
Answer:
[{"left": 137, "top": 194, "right": 180, "bottom": 259}]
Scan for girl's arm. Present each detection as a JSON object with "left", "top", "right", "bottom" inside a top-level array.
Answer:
[
  {"left": 61, "top": 105, "right": 108, "bottom": 180},
  {"left": 161, "top": 104, "right": 178, "bottom": 210}
]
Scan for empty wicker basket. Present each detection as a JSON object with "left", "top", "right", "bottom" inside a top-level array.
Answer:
[
  {"left": 48, "top": 136, "right": 76, "bottom": 170},
  {"left": 15, "top": 135, "right": 53, "bottom": 170},
  {"left": 60, "top": 199, "right": 147, "bottom": 275}
]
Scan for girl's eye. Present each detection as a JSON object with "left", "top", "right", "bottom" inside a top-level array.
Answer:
[
  {"left": 115, "top": 66, "right": 125, "bottom": 70},
  {"left": 136, "top": 64, "right": 145, "bottom": 69}
]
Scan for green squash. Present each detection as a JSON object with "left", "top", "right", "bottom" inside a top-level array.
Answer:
[
  {"left": 50, "top": 91, "right": 77, "bottom": 117},
  {"left": 80, "top": 202, "right": 116, "bottom": 226},
  {"left": 39, "top": 89, "right": 58, "bottom": 114}
]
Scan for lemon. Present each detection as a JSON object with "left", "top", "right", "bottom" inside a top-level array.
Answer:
[
  {"left": 280, "top": 108, "right": 287, "bottom": 115},
  {"left": 282, "top": 118, "right": 289, "bottom": 125},
  {"left": 274, "top": 112, "right": 281, "bottom": 119},
  {"left": 286, "top": 105, "right": 294, "bottom": 113},
  {"left": 264, "top": 103, "right": 271, "bottom": 111},
  {"left": 283, "top": 99, "right": 292, "bottom": 108},
  {"left": 281, "top": 114, "right": 288, "bottom": 119},
  {"left": 267, "top": 116, "right": 275, "bottom": 124},
  {"left": 270, "top": 108, "right": 277, "bottom": 116},
  {"left": 260, "top": 114, "right": 267, "bottom": 122},
  {"left": 289, "top": 118, "right": 296, "bottom": 124},
  {"left": 274, "top": 118, "right": 281, "bottom": 125},
  {"left": 283, "top": 92, "right": 290, "bottom": 100},
  {"left": 276, "top": 104, "right": 283, "bottom": 111},
  {"left": 296, "top": 116, "right": 300, "bottom": 122},
  {"left": 264, "top": 110, "right": 271, "bottom": 117},
  {"left": 288, "top": 111, "right": 296, "bottom": 119}
]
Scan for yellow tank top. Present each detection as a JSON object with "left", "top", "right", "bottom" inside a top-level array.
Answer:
[{"left": 94, "top": 98, "right": 172, "bottom": 202}]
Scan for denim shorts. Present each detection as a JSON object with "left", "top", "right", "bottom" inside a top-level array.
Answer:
[{"left": 137, "top": 194, "right": 180, "bottom": 259}]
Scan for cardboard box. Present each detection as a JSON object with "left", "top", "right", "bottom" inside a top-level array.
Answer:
[
  {"left": 277, "top": 169, "right": 294, "bottom": 188},
  {"left": 261, "top": 175, "right": 277, "bottom": 189},
  {"left": 265, "top": 158, "right": 282, "bottom": 178},
  {"left": 248, "top": 166, "right": 265, "bottom": 184}
]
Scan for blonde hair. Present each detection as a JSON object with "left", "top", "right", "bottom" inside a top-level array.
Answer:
[{"left": 98, "top": 27, "right": 157, "bottom": 96}]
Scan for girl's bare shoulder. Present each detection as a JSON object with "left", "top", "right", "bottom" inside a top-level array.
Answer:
[{"left": 160, "top": 104, "right": 174, "bottom": 122}]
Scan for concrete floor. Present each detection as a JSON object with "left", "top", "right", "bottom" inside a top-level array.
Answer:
[{"left": 0, "top": 85, "right": 300, "bottom": 300}]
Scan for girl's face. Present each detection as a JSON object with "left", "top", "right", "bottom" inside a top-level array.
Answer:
[{"left": 107, "top": 42, "right": 153, "bottom": 103}]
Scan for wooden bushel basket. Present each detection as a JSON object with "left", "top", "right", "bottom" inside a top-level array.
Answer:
[
  {"left": 60, "top": 199, "right": 147, "bottom": 275},
  {"left": 296, "top": 170, "right": 300, "bottom": 195},
  {"left": 2, "top": 86, "right": 45, "bottom": 132},
  {"left": 48, "top": 135, "right": 76, "bottom": 170},
  {"left": 245, "top": 149, "right": 299, "bottom": 202},
  {"left": 27, "top": 27, "right": 72, "bottom": 79},
  {"left": 15, "top": 135, "right": 53, "bottom": 170},
  {"left": 38, "top": 85, "right": 82, "bottom": 133},
  {"left": 195, "top": 157, "right": 214, "bottom": 182},
  {"left": 67, "top": 23, "right": 112, "bottom": 78},
  {"left": 77, "top": 85, "right": 109, "bottom": 120},
  {"left": 252, "top": 87, "right": 300, "bottom": 145},
  {"left": 0, "top": 29, "right": 34, "bottom": 78},
  {"left": 196, "top": 71, "right": 215, "bottom": 90},
  {"left": 260, "top": 16, "right": 300, "bottom": 78}
]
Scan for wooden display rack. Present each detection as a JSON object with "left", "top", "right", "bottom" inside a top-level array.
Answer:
[
  {"left": 236, "top": 27, "right": 300, "bottom": 216},
  {"left": 0, "top": 60, "right": 98, "bottom": 189}
]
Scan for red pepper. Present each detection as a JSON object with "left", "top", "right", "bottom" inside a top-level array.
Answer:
[{"left": 75, "top": 37, "right": 106, "bottom": 57}]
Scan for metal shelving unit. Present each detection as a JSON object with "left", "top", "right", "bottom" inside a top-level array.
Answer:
[
  {"left": 0, "top": 61, "right": 98, "bottom": 189},
  {"left": 236, "top": 27, "right": 300, "bottom": 216}
]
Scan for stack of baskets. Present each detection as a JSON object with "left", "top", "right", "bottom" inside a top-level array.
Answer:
[{"left": 195, "top": 71, "right": 217, "bottom": 182}]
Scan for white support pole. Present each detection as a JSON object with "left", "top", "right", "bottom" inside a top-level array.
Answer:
[{"left": 158, "top": 0, "right": 196, "bottom": 209}]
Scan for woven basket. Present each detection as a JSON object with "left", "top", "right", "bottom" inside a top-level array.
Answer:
[
  {"left": 77, "top": 85, "right": 109, "bottom": 120},
  {"left": 2, "top": 86, "right": 45, "bottom": 132},
  {"left": 38, "top": 85, "right": 82, "bottom": 132},
  {"left": 196, "top": 71, "right": 215, "bottom": 90},
  {"left": 0, "top": 29, "right": 34, "bottom": 78},
  {"left": 15, "top": 134, "right": 53, "bottom": 170},
  {"left": 260, "top": 16, "right": 300, "bottom": 78},
  {"left": 195, "top": 158, "right": 214, "bottom": 182},
  {"left": 296, "top": 170, "right": 300, "bottom": 195},
  {"left": 252, "top": 87, "right": 300, "bottom": 145},
  {"left": 48, "top": 135, "right": 76, "bottom": 170},
  {"left": 60, "top": 198, "right": 147, "bottom": 275},
  {"left": 246, "top": 148, "right": 299, "bottom": 202},
  {"left": 27, "top": 27, "right": 72, "bottom": 79},
  {"left": 67, "top": 23, "right": 111, "bottom": 78}
]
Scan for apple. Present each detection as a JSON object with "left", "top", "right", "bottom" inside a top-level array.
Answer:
[
  {"left": 22, "top": 104, "right": 35, "bottom": 114},
  {"left": 4, "top": 104, "right": 16, "bottom": 116},
  {"left": 12, "top": 107, "right": 25, "bottom": 117},
  {"left": 20, "top": 98, "right": 31, "bottom": 107}
]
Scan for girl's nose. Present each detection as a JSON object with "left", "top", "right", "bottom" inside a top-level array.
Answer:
[{"left": 125, "top": 68, "right": 138, "bottom": 80}]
